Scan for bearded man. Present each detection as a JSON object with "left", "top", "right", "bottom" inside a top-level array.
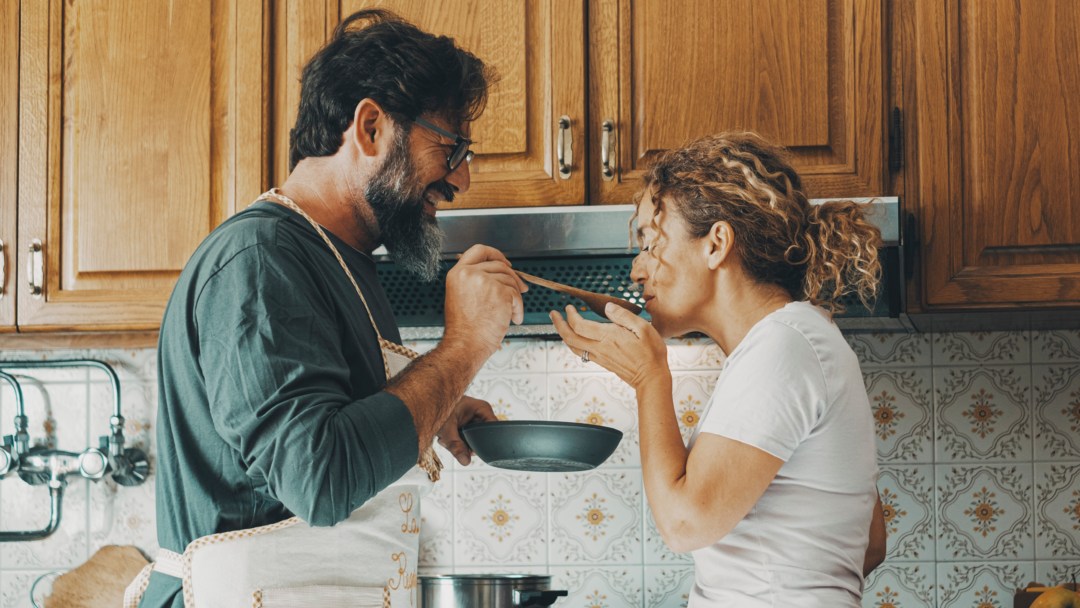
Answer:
[{"left": 130, "top": 10, "right": 526, "bottom": 607}]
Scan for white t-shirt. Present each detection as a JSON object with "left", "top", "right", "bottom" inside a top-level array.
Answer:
[{"left": 686, "top": 301, "right": 877, "bottom": 608}]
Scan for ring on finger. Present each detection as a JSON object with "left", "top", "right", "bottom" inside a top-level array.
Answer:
[{"left": 581, "top": 351, "right": 590, "bottom": 363}]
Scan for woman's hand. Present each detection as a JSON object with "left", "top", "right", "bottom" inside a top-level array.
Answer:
[{"left": 549, "top": 303, "right": 670, "bottom": 390}]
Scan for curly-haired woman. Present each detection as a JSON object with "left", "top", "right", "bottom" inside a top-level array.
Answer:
[{"left": 552, "top": 132, "right": 887, "bottom": 607}]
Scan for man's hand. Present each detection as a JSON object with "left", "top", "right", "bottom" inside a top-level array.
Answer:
[
  {"left": 444, "top": 245, "right": 528, "bottom": 360},
  {"left": 437, "top": 395, "right": 498, "bottom": 466}
]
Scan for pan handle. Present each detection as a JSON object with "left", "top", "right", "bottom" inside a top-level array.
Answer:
[{"left": 513, "top": 590, "right": 569, "bottom": 607}]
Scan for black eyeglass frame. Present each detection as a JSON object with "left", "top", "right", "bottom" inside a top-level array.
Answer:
[{"left": 414, "top": 117, "right": 474, "bottom": 172}]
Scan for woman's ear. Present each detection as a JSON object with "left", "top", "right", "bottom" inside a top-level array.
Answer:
[
  {"left": 346, "top": 98, "right": 391, "bottom": 160},
  {"left": 706, "top": 221, "right": 734, "bottom": 270}
]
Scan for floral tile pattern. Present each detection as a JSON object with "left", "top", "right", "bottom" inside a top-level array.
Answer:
[
  {"left": 1036, "top": 561, "right": 1080, "bottom": 586},
  {"left": 669, "top": 373, "right": 716, "bottom": 445},
  {"left": 419, "top": 472, "right": 454, "bottom": 568},
  {"left": 455, "top": 471, "right": 547, "bottom": 566},
  {"left": 645, "top": 565, "right": 693, "bottom": 608},
  {"left": 89, "top": 475, "right": 159, "bottom": 559},
  {"left": 665, "top": 337, "right": 726, "bottom": 371},
  {"left": 467, "top": 375, "right": 547, "bottom": 423},
  {"left": 0, "top": 570, "right": 64, "bottom": 608},
  {"left": 477, "top": 339, "right": 548, "bottom": 374},
  {"left": 644, "top": 506, "right": 692, "bottom": 565},
  {"left": 936, "top": 465, "right": 1034, "bottom": 561},
  {"left": 847, "top": 332, "right": 932, "bottom": 367},
  {"left": 550, "top": 471, "right": 642, "bottom": 564},
  {"left": 1033, "top": 330, "right": 1080, "bottom": 363},
  {"left": 935, "top": 366, "right": 1032, "bottom": 461},
  {"left": 877, "top": 466, "right": 935, "bottom": 561},
  {"left": 1034, "top": 365, "right": 1080, "bottom": 459},
  {"left": 933, "top": 331, "right": 1031, "bottom": 365},
  {"left": 936, "top": 562, "right": 1034, "bottom": 608},
  {"left": 862, "top": 563, "right": 936, "bottom": 608},
  {"left": 549, "top": 375, "right": 639, "bottom": 467},
  {"left": 550, "top": 566, "right": 643, "bottom": 608},
  {"left": 0, "top": 480, "right": 90, "bottom": 569},
  {"left": 1035, "top": 463, "right": 1080, "bottom": 559},
  {"left": 864, "top": 369, "right": 934, "bottom": 462}
]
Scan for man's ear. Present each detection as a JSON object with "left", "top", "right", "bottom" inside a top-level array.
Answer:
[
  {"left": 346, "top": 98, "right": 393, "bottom": 160},
  {"left": 706, "top": 221, "right": 735, "bottom": 270}
]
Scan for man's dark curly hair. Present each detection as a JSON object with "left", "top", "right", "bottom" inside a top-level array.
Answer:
[{"left": 288, "top": 9, "right": 495, "bottom": 171}]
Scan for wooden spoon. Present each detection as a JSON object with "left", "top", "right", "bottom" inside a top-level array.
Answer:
[{"left": 514, "top": 270, "right": 643, "bottom": 320}]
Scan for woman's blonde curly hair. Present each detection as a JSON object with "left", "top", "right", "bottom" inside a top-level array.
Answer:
[{"left": 636, "top": 131, "right": 883, "bottom": 313}]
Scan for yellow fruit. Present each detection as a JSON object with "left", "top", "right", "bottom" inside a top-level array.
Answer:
[{"left": 1031, "top": 588, "right": 1080, "bottom": 608}]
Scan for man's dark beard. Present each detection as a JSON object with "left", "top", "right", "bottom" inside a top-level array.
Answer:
[{"left": 365, "top": 130, "right": 450, "bottom": 282}]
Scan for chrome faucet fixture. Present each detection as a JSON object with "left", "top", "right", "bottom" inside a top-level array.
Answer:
[{"left": 0, "top": 360, "right": 150, "bottom": 542}]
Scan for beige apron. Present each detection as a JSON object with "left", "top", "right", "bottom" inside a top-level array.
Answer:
[{"left": 125, "top": 190, "right": 442, "bottom": 608}]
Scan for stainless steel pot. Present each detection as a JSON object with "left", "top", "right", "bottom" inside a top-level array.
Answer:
[{"left": 418, "top": 574, "right": 567, "bottom": 608}]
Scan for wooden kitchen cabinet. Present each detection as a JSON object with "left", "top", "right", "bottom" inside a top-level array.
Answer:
[
  {"left": 274, "top": 0, "right": 588, "bottom": 208},
  {"left": 588, "top": 0, "right": 887, "bottom": 205},
  {"left": 15, "top": 0, "right": 270, "bottom": 330},
  {"left": 911, "top": 0, "right": 1080, "bottom": 309},
  {"left": 0, "top": 0, "right": 17, "bottom": 330}
]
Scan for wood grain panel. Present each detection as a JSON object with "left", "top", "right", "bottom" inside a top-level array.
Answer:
[
  {"left": 276, "top": 0, "right": 586, "bottom": 207},
  {"left": 914, "top": 0, "right": 1080, "bottom": 308},
  {"left": 17, "top": 0, "right": 269, "bottom": 330},
  {"left": 0, "top": 0, "right": 17, "bottom": 329},
  {"left": 960, "top": 0, "right": 1080, "bottom": 267},
  {"left": 638, "top": 0, "right": 829, "bottom": 152},
  {"left": 591, "top": 0, "right": 884, "bottom": 204},
  {"left": 66, "top": 0, "right": 211, "bottom": 275}
]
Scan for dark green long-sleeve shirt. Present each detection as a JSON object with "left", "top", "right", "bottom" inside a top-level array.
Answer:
[{"left": 140, "top": 201, "right": 419, "bottom": 608}]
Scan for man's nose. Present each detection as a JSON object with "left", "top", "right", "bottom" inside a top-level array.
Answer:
[{"left": 445, "top": 158, "right": 471, "bottom": 195}]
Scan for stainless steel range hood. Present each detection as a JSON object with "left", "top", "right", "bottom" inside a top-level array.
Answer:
[{"left": 375, "top": 197, "right": 910, "bottom": 339}]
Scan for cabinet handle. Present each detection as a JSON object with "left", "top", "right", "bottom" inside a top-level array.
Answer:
[
  {"left": 601, "top": 118, "right": 615, "bottom": 181},
  {"left": 0, "top": 239, "right": 5, "bottom": 300},
  {"left": 557, "top": 115, "right": 573, "bottom": 179},
  {"left": 27, "top": 240, "right": 43, "bottom": 298}
]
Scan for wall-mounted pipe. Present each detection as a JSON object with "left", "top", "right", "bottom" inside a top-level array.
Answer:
[
  {"left": 0, "top": 359, "right": 150, "bottom": 542},
  {"left": 0, "top": 371, "right": 29, "bottom": 456},
  {"left": 0, "top": 360, "right": 124, "bottom": 457},
  {"left": 0, "top": 485, "right": 63, "bottom": 542}
]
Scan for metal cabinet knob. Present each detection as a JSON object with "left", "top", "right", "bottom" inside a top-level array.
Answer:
[
  {"left": 601, "top": 119, "right": 615, "bottom": 181},
  {"left": 27, "top": 239, "right": 43, "bottom": 297},
  {"left": 557, "top": 115, "right": 573, "bottom": 180}
]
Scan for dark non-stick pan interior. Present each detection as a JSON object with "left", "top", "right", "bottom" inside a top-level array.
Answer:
[{"left": 460, "top": 420, "right": 623, "bottom": 473}]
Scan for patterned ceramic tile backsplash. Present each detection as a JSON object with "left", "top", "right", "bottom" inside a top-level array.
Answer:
[{"left": 0, "top": 330, "right": 1078, "bottom": 607}]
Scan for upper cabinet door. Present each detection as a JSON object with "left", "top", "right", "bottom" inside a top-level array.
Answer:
[
  {"left": 589, "top": 0, "right": 886, "bottom": 205},
  {"left": 914, "top": 0, "right": 1080, "bottom": 309},
  {"left": 277, "top": 0, "right": 587, "bottom": 208},
  {"left": 17, "top": 0, "right": 269, "bottom": 330},
  {"left": 0, "top": 0, "right": 17, "bottom": 330}
]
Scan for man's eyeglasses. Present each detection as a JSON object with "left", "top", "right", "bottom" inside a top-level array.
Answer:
[{"left": 414, "top": 117, "right": 474, "bottom": 172}]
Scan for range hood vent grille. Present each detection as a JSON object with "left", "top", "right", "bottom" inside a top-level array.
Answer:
[{"left": 378, "top": 255, "right": 645, "bottom": 327}]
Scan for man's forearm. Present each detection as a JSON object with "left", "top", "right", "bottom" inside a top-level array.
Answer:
[{"left": 385, "top": 339, "right": 486, "bottom": 451}]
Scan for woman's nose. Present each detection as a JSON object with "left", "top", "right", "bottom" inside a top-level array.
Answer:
[{"left": 630, "top": 253, "right": 647, "bottom": 284}]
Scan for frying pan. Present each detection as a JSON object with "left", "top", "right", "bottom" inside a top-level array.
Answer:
[{"left": 460, "top": 420, "right": 623, "bottom": 472}]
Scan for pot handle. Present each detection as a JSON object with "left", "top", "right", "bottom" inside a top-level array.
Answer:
[{"left": 512, "top": 589, "right": 568, "bottom": 607}]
